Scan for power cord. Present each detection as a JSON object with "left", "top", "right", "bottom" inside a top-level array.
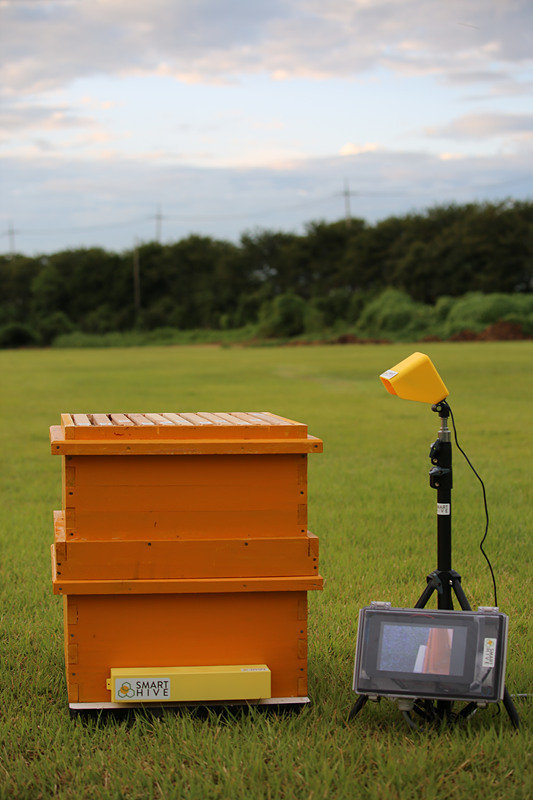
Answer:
[{"left": 448, "top": 404, "right": 498, "bottom": 608}]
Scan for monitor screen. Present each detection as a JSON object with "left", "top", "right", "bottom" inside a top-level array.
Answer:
[{"left": 378, "top": 623, "right": 468, "bottom": 676}]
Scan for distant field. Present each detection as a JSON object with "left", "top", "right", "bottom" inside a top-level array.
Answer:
[{"left": 1, "top": 342, "right": 531, "bottom": 800}]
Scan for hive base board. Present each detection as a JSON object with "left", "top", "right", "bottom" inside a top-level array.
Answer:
[{"left": 69, "top": 696, "right": 310, "bottom": 711}]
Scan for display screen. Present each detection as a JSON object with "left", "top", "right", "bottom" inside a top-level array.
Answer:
[{"left": 378, "top": 622, "right": 468, "bottom": 676}]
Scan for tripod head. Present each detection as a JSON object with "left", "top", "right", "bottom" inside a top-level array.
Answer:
[{"left": 432, "top": 399, "right": 450, "bottom": 419}]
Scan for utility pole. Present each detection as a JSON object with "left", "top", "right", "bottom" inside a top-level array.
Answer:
[
  {"left": 155, "top": 204, "right": 163, "bottom": 243},
  {"left": 8, "top": 221, "right": 17, "bottom": 255},
  {"left": 342, "top": 180, "right": 358, "bottom": 228},
  {"left": 133, "top": 239, "right": 141, "bottom": 325}
]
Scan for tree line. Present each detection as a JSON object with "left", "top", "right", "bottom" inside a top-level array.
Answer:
[{"left": 1, "top": 200, "right": 531, "bottom": 345}]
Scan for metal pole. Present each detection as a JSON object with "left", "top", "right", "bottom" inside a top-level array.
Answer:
[
  {"left": 343, "top": 180, "right": 351, "bottom": 228},
  {"left": 429, "top": 403, "right": 453, "bottom": 610},
  {"left": 436, "top": 419, "right": 452, "bottom": 609}
]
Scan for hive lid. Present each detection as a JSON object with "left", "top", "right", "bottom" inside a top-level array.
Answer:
[{"left": 50, "top": 412, "right": 323, "bottom": 455}]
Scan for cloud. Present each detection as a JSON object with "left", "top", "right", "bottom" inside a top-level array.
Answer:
[
  {"left": 426, "top": 112, "right": 533, "bottom": 140},
  {"left": 339, "top": 142, "right": 379, "bottom": 156},
  {"left": 0, "top": 103, "right": 95, "bottom": 133},
  {"left": 1, "top": 0, "right": 531, "bottom": 96}
]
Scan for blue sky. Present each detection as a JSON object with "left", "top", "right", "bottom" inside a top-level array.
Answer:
[{"left": 1, "top": 0, "right": 532, "bottom": 254}]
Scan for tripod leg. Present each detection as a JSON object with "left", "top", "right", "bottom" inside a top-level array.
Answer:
[
  {"left": 451, "top": 577, "right": 472, "bottom": 611},
  {"left": 414, "top": 582, "right": 435, "bottom": 609},
  {"left": 437, "top": 700, "right": 453, "bottom": 721},
  {"left": 503, "top": 688, "right": 520, "bottom": 730},
  {"left": 348, "top": 694, "right": 368, "bottom": 721},
  {"left": 457, "top": 702, "right": 478, "bottom": 721}
]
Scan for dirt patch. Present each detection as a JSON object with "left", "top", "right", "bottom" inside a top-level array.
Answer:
[
  {"left": 449, "top": 329, "right": 480, "bottom": 342},
  {"left": 478, "top": 320, "right": 529, "bottom": 340},
  {"left": 329, "top": 333, "right": 391, "bottom": 345},
  {"left": 229, "top": 321, "right": 531, "bottom": 347},
  {"left": 273, "top": 334, "right": 391, "bottom": 346},
  {"left": 450, "top": 320, "right": 530, "bottom": 342}
]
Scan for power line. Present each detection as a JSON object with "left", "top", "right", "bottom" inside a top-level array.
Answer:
[
  {"left": 162, "top": 193, "right": 338, "bottom": 222},
  {"left": 4, "top": 179, "right": 523, "bottom": 246},
  {"left": 1, "top": 194, "right": 338, "bottom": 240},
  {"left": 17, "top": 215, "right": 150, "bottom": 236}
]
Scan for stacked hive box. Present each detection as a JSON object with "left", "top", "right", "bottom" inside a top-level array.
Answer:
[{"left": 50, "top": 411, "right": 323, "bottom": 710}]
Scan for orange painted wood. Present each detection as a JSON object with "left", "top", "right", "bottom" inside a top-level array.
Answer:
[
  {"left": 65, "top": 453, "right": 304, "bottom": 486},
  {"left": 63, "top": 592, "right": 309, "bottom": 702},
  {"left": 67, "top": 509, "right": 303, "bottom": 540},
  {"left": 53, "top": 575, "right": 322, "bottom": 595},
  {"left": 53, "top": 513, "right": 319, "bottom": 580},
  {"left": 52, "top": 539, "right": 320, "bottom": 581},
  {"left": 70, "top": 482, "right": 303, "bottom": 514},
  {"left": 59, "top": 452, "right": 308, "bottom": 540},
  {"left": 50, "top": 427, "right": 322, "bottom": 455}
]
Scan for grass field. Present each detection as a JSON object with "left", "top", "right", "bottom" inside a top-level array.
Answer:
[{"left": 1, "top": 341, "right": 531, "bottom": 800}]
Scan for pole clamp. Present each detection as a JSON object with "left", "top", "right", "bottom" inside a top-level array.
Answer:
[{"left": 429, "top": 466, "right": 452, "bottom": 489}]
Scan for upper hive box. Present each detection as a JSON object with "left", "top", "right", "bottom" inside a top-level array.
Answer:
[{"left": 50, "top": 412, "right": 323, "bottom": 542}]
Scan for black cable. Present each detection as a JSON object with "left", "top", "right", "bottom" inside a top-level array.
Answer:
[{"left": 447, "top": 404, "right": 498, "bottom": 608}]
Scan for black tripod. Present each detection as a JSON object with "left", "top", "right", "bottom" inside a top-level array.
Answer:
[{"left": 349, "top": 400, "right": 520, "bottom": 729}]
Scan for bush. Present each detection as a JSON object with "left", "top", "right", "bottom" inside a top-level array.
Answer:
[
  {"left": 312, "top": 289, "right": 351, "bottom": 327},
  {"left": 82, "top": 304, "right": 119, "bottom": 334},
  {"left": 145, "top": 327, "right": 181, "bottom": 343},
  {"left": 303, "top": 300, "right": 325, "bottom": 333},
  {"left": 347, "top": 291, "right": 372, "bottom": 324},
  {"left": 257, "top": 293, "right": 307, "bottom": 338},
  {"left": 434, "top": 296, "right": 455, "bottom": 321},
  {"left": 38, "top": 311, "right": 74, "bottom": 345},
  {"left": 444, "top": 292, "right": 531, "bottom": 336},
  {"left": 0, "top": 322, "right": 40, "bottom": 348},
  {"left": 52, "top": 326, "right": 258, "bottom": 348},
  {"left": 139, "top": 297, "right": 185, "bottom": 330},
  {"left": 356, "top": 288, "right": 436, "bottom": 339}
]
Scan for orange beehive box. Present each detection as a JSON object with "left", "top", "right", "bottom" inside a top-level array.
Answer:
[{"left": 50, "top": 412, "right": 323, "bottom": 710}]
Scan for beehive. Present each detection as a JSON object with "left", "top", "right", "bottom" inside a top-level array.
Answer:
[{"left": 50, "top": 411, "right": 323, "bottom": 710}]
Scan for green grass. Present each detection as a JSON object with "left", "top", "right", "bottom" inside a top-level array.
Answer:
[{"left": 1, "top": 342, "right": 531, "bottom": 800}]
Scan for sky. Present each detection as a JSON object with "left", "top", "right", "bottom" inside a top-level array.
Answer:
[{"left": 1, "top": 0, "right": 532, "bottom": 255}]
